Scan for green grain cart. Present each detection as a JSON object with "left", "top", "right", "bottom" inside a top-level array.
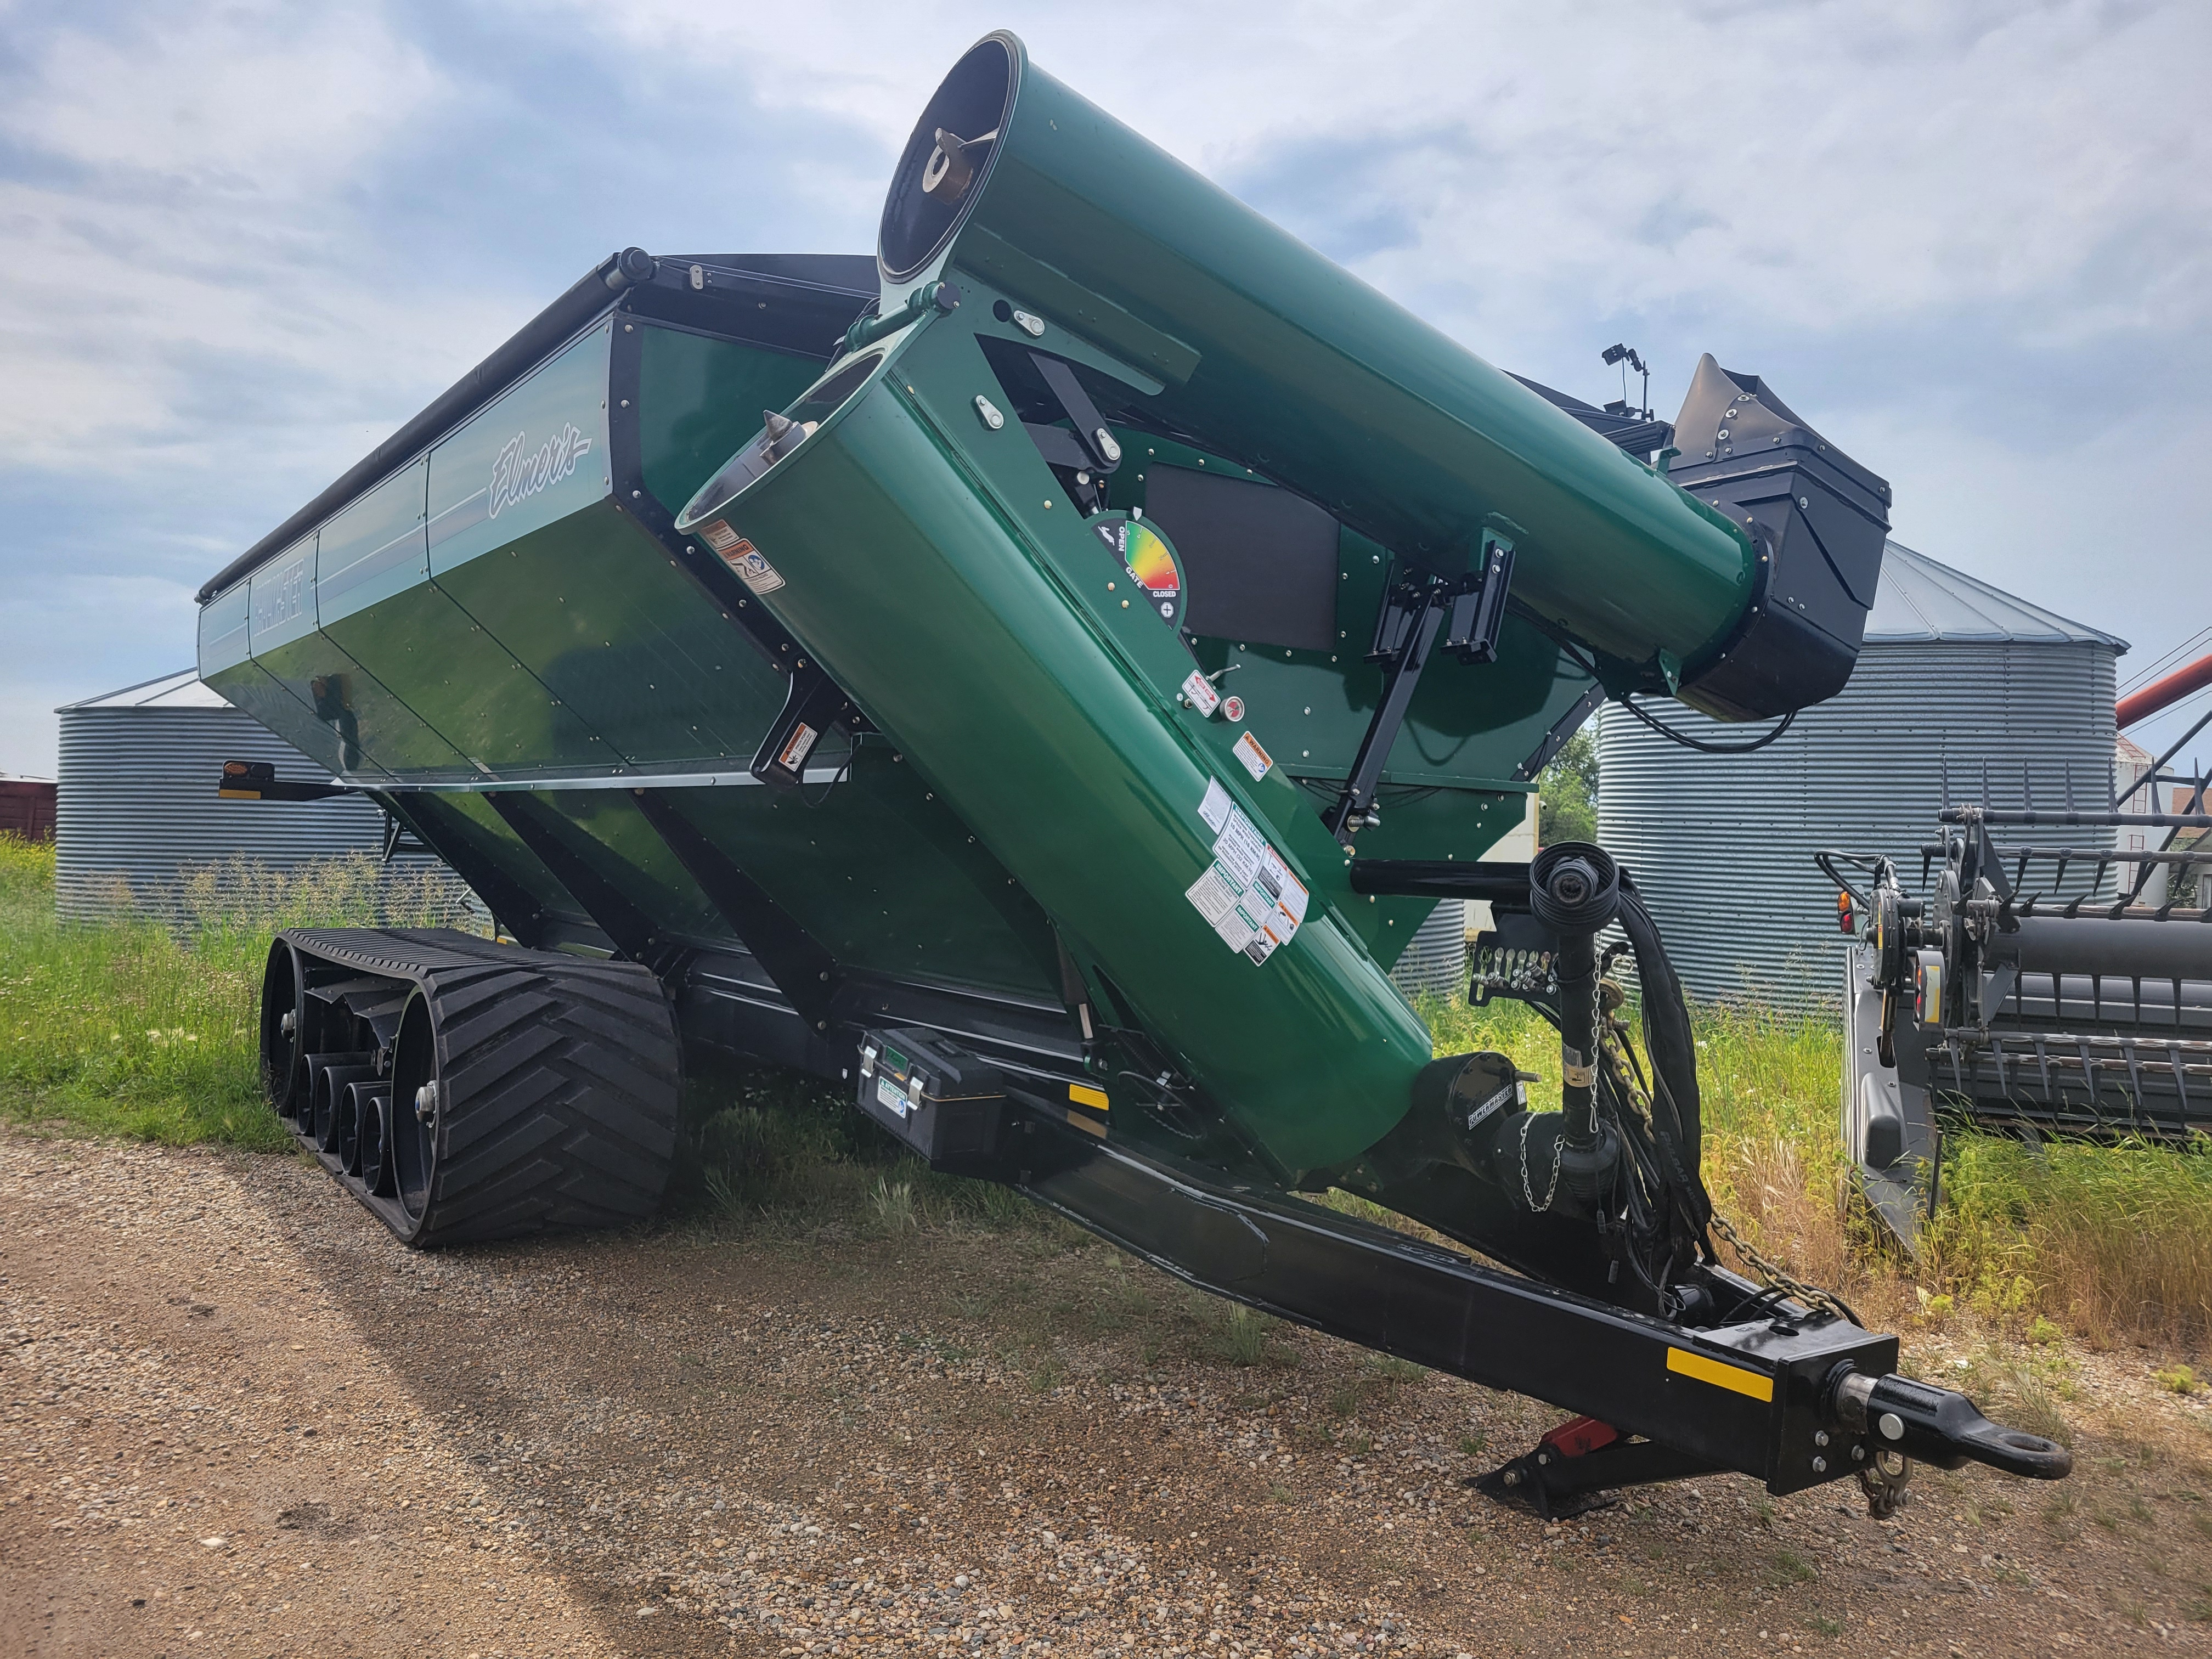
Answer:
[{"left": 198, "top": 33, "right": 2066, "bottom": 1518}]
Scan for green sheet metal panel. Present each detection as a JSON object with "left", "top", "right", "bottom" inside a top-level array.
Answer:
[
  {"left": 425, "top": 324, "right": 787, "bottom": 769},
  {"left": 197, "top": 577, "right": 372, "bottom": 779},
  {"left": 1125, "top": 452, "right": 1573, "bottom": 791},
  {"left": 247, "top": 532, "right": 469, "bottom": 777},
  {"left": 317, "top": 456, "right": 612, "bottom": 775},
  {"left": 443, "top": 500, "right": 789, "bottom": 769},
  {"left": 667, "top": 751, "right": 1063, "bottom": 998},
  {"left": 636, "top": 324, "right": 823, "bottom": 512}
]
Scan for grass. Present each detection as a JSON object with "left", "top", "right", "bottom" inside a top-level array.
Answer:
[
  {"left": 6, "top": 832, "right": 2212, "bottom": 1358},
  {"left": 1420, "top": 987, "right": 2212, "bottom": 1353},
  {"left": 0, "top": 836, "right": 470, "bottom": 1149},
  {"left": 673, "top": 1050, "right": 1068, "bottom": 1241}
]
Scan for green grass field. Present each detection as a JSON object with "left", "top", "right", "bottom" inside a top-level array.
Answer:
[{"left": 4, "top": 833, "right": 2206, "bottom": 1353}]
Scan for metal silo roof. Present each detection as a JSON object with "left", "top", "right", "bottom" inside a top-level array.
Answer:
[
  {"left": 1595, "top": 543, "right": 2124, "bottom": 1014},
  {"left": 55, "top": 668, "right": 239, "bottom": 713},
  {"left": 1866, "top": 543, "right": 2129, "bottom": 650}
]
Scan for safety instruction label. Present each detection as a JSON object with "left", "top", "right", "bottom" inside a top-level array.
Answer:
[
  {"left": 777, "top": 722, "right": 819, "bottom": 772},
  {"left": 874, "top": 1073, "right": 911, "bottom": 1119},
  {"left": 1184, "top": 780, "right": 1310, "bottom": 964},
  {"left": 1233, "top": 731, "right": 1273, "bottom": 781},
  {"left": 1198, "top": 777, "right": 1234, "bottom": 834},
  {"left": 698, "top": 519, "right": 786, "bottom": 594},
  {"left": 1181, "top": 669, "right": 1221, "bottom": 717}
]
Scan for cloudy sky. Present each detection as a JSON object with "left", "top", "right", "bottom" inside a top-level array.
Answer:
[{"left": 3, "top": 0, "right": 2208, "bottom": 778}]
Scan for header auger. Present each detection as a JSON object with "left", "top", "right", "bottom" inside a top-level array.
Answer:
[{"left": 200, "top": 32, "right": 2065, "bottom": 1520}]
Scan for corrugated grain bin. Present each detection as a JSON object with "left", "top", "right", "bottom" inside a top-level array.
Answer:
[
  {"left": 1597, "top": 543, "right": 2126, "bottom": 1012},
  {"left": 54, "top": 670, "right": 472, "bottom": 923}
]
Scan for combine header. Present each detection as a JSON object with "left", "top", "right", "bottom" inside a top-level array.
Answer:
[
  {"left": 199, "top": 33, "right": 2067, "bottom": 1516},
  {"left": 1824, "top": 650, "right": 2212, "bottom": 1244}
]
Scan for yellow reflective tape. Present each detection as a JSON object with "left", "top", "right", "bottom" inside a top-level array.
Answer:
[
  {"left": 216, "top": 789, "right": 264, "bottom": 800},
  {"left": 1064, "top": 1109, "right": 1107, "bottom": 1138},
  {"left": 1666, "top": 1346, "right": 1773, "bottom": 1402},
  {"left": 1069, "top": 1083, "right": 1109, "bottom": 1112}
]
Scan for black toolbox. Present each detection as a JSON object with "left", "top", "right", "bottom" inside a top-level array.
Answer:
[{"left": 857, "top": 1028, "right": 1008, "bottom": 1165}]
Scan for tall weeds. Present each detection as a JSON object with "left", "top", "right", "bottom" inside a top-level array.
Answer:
[
  {"left": 0, "top": 837, "right": 475, "bottom": 1150},
  {"left": 1419, "top": 988, "right": 2212, "bottom": 1352}
]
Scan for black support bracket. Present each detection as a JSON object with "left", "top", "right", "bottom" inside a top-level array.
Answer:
[
  {"left": 1328, "top": 575, "right": 1451, "bottom": 839},
  {"left": 1028, "top": 351, "right": 1123, "bottom": 474},
  {"left": 631, "top": 788, "right": 845, "bottom": 1030},
  {"left": 1514, "top": 681, "right": 1607, "bottom": 782},
  {"left": 1327, "top": 539, "right": 1515, "bottom": 840},
  {"left": 483, "top": 792, "right": 665, "bottom": 966},
  {"left": 750, "top": 662, "right": 858, "bottom": 792},
  {"left": 374, "top": 791, "right": 553, "bottom": 950}
]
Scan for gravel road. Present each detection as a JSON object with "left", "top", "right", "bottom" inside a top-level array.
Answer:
[{"left": 5, "top": 1126, "right": 2210, "bottom": 1657}]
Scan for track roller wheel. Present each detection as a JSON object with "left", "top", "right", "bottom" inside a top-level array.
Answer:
[
  {"left": 390, "top": 991, "right": 438, "bottom": 1227},
  {"left": 354, "top": 1082, "right": 396, "bottom": 1195},
  {"left": 311, "top": 1059, "right": 376, "bottom": 1155}
]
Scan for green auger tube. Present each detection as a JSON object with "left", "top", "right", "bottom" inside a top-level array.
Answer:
[{"left": 876, "top": 32, "right": 1767, "bottom": 712}]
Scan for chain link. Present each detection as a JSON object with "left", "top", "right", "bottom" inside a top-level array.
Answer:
[
  {"left": 1518, "top": 1111, "right": 1562, "bottom": 1212},
  {"left": 1707, "top": 1212, "right": 1859, "bottom": 1326},
  {"left": 1595, "top": 973, "right": 1860, "bottom": 1327}
]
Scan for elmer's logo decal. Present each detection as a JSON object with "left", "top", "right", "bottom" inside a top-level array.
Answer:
[
  {"left": 699, "top": 520, "right": 786, "bottom": 594},
  {"left": 488, "top": 423, "right": 593, "bottom": 519}
]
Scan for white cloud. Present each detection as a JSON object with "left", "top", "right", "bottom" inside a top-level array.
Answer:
[
  {"left": 0, "top": 5, "right": 482, "bottom": 473},
  {"left": 3, "top": 5, "right": 445, "bottom": 185},
  {"left": 2, "top": 0, "right": 2207, "bottom": 777}
]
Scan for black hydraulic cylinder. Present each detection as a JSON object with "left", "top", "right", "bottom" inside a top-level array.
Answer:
[{"left": 1528, "top": 844, "right": 1621, "bottom": 1150}]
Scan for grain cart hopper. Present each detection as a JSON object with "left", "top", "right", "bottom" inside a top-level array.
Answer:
[{"left": 196, "top": 32, "right": 2067, "bottom": 1517}]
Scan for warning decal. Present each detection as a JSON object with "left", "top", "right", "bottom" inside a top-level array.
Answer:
[
  {"left": 699, "top": 519, "right": 786, "bottom": 594},
  {"left": 777, "top": 722, "right": 820, "bottom": 772},
  {"left": 1233, "top": 731, "right": 1273, "bottom": 781},
  {"left": 1184, "top": 778, "right": 1310, "bottom": 966}
]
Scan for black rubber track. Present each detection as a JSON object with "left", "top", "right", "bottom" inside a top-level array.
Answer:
[{"left": 272, "top": 928, "right": 680, "bottom": 1247}]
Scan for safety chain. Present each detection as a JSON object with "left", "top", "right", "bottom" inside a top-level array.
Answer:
[
  {"left": 1518, "top": 1111, "right": 1563, "bottom": 1212},
  {"left": 1707, "top": 1212, "right": 1860, "bottom": 1327},
  {"left": 1596, "top": 979, "right": 1657, "bottom": 1135},
  {"left": 1594, "top": 970, "right": 1860, "bottom": 1327}
]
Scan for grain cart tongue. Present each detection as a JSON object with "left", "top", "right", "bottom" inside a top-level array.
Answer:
[{"left": 196, "top": 30, "right": 2066, "bottom": 1517}]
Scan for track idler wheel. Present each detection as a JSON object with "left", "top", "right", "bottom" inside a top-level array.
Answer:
[{"left": 259, "top": 939, "right": 305, "bottom": 1117}]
